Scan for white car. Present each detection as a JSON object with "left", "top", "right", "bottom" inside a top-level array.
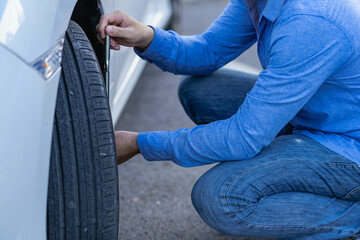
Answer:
[{"left": 0, "top": 0, "right": 174, "bottom": 239}]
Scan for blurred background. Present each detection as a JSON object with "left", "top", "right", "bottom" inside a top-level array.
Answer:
[{"left": 115, "top": 0, "right": 266, "bottom": 239}]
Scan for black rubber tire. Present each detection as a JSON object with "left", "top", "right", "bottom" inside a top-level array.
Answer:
[{"left": 47, "top": 21, "right": 119, "bottom": 240}]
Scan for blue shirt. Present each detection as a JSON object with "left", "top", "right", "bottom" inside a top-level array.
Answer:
[{"left": 135, "top": 0, "right": 360, "bottom": 167}]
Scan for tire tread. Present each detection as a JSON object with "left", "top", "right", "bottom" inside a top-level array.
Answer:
[{"left": 47, "top": 21, "right": 119, "bottom": 240}]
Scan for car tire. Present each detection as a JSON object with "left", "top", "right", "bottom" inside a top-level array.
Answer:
[{"left": 47, "top": 21, "right": 119, "bottom": 240}]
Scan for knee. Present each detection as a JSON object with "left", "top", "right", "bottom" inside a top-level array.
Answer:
[
  {"left": 177, "top": 76, "right": 206, "bottom": 124},
  {"left": 177, "top": 72, "right": 220, "bottom": 106},
  {"left": 191, "top": 167, "right": 220, "bottom": 213},
  {"left": 177, "top": 76, "right": 194, "bottom": 110},
  {"left": 191, "top": 162, "right": 263, "bottom": 236},
  {"left": 191, "top": 167, "right": 228, "bottom": 233},
  {"left": 178, "top": 75, "right": 193, "bottom": 96},
  {"left": 191, "top": 163, "right": 249, "bottom": 235},
  {"left": 178, "top": 76, "right": 206, "bottom": 106}
]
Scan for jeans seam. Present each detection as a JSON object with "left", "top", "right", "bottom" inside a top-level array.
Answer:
[
  {"left": 331, "top": 162, "right": 360, "bottom": 167},
  {"left": 224, "top": 163, "right": 266, "bottom": 224},
  {"left": 342, "top": 185, "right": 360, "bottom": 200},
  {"left": 329, "top": 162, "right": 360, "bottom": 199}
]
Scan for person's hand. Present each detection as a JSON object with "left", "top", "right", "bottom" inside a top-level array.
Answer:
[
  {"left": 115, "top": 131, "right": 140, "bottom": 165},
  {"left": 96, "top": 10, "right": 154, "bottom": 51}
]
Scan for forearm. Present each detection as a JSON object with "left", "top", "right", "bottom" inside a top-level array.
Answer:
[
  {"left": 135, "top": 0, "right": 257, "bottom": 75},
  {"left": 135, "top": 27, "right": 226, "bottom": 75},
  {"left": 137, "top": 112, "right": 260, "bottom": 167}
]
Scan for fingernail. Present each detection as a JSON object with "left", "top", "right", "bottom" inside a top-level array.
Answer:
[{"left": 106, "top": 26, "right": 112, "bottom": 34}]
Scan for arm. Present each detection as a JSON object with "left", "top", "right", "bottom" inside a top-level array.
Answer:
[
  {"left": 136, "top": 15, "right": 353, "bottom": 167},
  {"left": 135, "top": 0, "right": 257, "bottom": 75}
]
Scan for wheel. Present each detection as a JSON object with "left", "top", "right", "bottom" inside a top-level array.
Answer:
[{"left": 47, "top": 21, "right": 119, "bottom": 240}]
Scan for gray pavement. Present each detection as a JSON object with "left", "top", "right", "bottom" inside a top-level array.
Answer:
[{"left": 115, "top": 1, "right": 268, "bottom": 239}]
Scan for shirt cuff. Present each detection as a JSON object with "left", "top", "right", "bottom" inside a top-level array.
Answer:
[
  {"left": 137, "top": 131, "right": 171, "bottom": 161},
  {"left": 134, "top": 26, "right": 171, "bottom": 62}
]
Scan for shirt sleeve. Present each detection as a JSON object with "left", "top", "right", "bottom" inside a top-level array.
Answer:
[
  {"left": 137, "top": 15, "right": 353, "bottom": 167},
  {"left": 134, "top": 0, "right": 257, "bottom": 75}
]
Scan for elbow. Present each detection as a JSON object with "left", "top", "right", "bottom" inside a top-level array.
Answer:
[
  {"left": 240, "top": 135, "right": 274, "bottom": 160},
  {"left": 234, "top": 131, "right": 267, "bottom": 160}
]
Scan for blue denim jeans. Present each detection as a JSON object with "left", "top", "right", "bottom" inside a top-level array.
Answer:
[{"left": 178, "top": 68, "right": 360, "bottom": 240}]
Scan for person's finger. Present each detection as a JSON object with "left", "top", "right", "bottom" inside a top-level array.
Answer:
[
  {"left": 98, "top": 15, "right": 110, "bottom": 39},
  {"left": 96, "top": 24, "right": 100, "bottom": 33},
  {"left": 110, "top": 38, "right": 117, "bottom": 47},
  {"left": 112, "top": 39, "right": 121, "bottom": 50},
  {"left": 96, "top": 34, "right": 104, "bottom": 45},
  {"left": 108, "top": 39, "right": 121, "bottom": 50},
  {"left": 105, "top": 25, "right": 128, "bottom": 39},
  {"left": 98, "top": 11, "right": 125, "bottom": 39},
  {"left": 112, "top": 44, "right": 121, "bottom": 51}
]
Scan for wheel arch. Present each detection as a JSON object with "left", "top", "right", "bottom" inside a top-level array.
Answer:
[{"left": 71, "top": 0, "right": 105, "bottom": 74}]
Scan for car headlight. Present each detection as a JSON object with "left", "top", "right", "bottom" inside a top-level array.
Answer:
[{"left": 32, "top": 36, "right": 65, "bottom": 80}]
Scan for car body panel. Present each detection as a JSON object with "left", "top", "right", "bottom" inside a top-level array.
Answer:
[
  {"left": 0, "top": 45, "right": 60, "bottom": 240},
  {"left": 0, "top": 0, "right": 76, "bottom": 63},
  {"left": 0, "top": 1, "right": 75, "bottom": 238}
]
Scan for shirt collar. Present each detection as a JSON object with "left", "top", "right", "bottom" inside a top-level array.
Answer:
[{"left": 262, "top": 0, "right": 286, "bottom": 22}]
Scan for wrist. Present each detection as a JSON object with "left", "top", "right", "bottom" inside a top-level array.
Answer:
[
  {"left": 134, "top": 132, "right": 140, "bottom": 154},
  {"left": 137, "top": 25, "right": 154, "bottom": 51}
]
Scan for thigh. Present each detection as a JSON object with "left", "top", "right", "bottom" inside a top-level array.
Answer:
[
  {"left": 178, "top": 68, "right": 258, "bottom": 124},
  {"left": 212, "top": 134, "right": 360, "bottom": 201},
  {"left": 192, "top": 134, "right": 360, "bottom": 238}
]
